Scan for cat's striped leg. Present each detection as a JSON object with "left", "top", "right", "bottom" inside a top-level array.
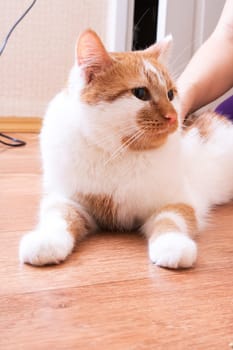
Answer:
[
  {"left": 19, "top": 195, "right": 95, "bottom": 266},
  {"left": 143, "top": 204, "right": 198, "bottom": 269}
]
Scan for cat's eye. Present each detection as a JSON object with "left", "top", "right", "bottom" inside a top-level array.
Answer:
[
  {"left": 167, "top": 89, "right": 174, "bottom": 101},
  {"left": 132, "top": 87, "right": 151, "bottom": 101}
]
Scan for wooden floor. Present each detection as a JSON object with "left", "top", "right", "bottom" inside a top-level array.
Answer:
[{"left": 1, "top": 133, "right": 233, "bottom": 350}]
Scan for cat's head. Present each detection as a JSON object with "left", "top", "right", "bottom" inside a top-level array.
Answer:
[{"left": 69, "top": 29, "right": 180, "bottom": 153}]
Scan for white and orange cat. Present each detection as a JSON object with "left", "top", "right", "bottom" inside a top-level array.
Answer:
[{"left": 19, "top": 29, "right": 233, "bottom": 269}]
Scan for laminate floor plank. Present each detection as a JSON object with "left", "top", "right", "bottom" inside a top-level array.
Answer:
[{"left": 1, "top": 133, "right": 233, "bottom": 350}]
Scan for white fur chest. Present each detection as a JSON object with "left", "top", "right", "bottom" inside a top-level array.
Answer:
[
  {"left": 41, "top": 92, "right": 188, "bottom": 230},
  {"left": 43, "top": 127, "right": 186, "bottom": 229}
]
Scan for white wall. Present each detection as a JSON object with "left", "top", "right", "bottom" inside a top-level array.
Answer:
[
  {"left": 0, "top": 0, "right": 133, "bottom": 118},
  {"left": 2, "top": 0, "right": 228, "bottom": 118},
  {"left": 158, "top": 0, "right": 225, "bottom": 74}
]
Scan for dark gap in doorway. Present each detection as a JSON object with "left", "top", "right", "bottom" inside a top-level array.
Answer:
[{"left": 132, "top": 0, "right": 159, "bottom": 50}]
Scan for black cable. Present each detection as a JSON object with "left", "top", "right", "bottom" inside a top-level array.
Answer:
[
  {"left": 0, "top": 0, "right": 37, "bottom": 56},
  {"left": 0, "top": 0, "right": 38, "bottom": 147},
  {"left": 0, "top": 133, "right": 26, "bottom": 147}
]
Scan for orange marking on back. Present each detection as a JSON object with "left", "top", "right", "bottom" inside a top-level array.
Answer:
[{"left": 184, "top": 112, "right": 232, "bottom": 140}]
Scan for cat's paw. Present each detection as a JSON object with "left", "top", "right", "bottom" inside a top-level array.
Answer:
[
  {"left": 19, "top": 229, "right": 75, "bottom": 266},
  {"left": 149, "top": 232, "right": 197, "bottom": 269}
]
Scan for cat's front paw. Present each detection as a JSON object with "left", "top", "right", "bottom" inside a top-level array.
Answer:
[
  {"left": 19, "top": 229, "right": 75, "bottom": 266},
  {"left": 149, "top": 232, "right": 197, "bottom": 269}
]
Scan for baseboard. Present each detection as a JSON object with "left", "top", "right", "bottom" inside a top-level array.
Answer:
[{"left": 0, "top": 117, "right": 42, "bottom": 133}]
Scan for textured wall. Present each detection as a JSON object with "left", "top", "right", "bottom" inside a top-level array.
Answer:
[{"left": 0, "top": 0, "right": 112, "bottom": 117}]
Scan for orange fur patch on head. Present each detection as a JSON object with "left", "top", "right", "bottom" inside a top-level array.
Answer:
[
  {"left": 79, "top": 33, "right": 178, "bottom": 151},
  {"left": 142, "top": 55, "right": 176, "bottom": 91},
  {"left": 80, "top": 52, "right": 144, "bottom": 104},
  {"left": 80, "top": 50, "right": 177, "bottom": 106}
]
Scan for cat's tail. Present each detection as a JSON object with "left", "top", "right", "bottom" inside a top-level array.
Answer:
[{"left": 182, "top": 112, "right": 233, "bottom": 215}]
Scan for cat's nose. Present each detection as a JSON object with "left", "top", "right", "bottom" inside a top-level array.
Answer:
[{"left": 164, "top": 114, "right": 177, "bottom": 123}]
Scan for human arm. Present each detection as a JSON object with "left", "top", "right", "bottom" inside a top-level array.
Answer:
[{"left": 177, "top": 0, "right": 233, "bottom": 119}]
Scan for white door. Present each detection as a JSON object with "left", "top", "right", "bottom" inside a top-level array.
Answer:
[{"left": 157, "top": 0, "right": 230, "bottom": 110}]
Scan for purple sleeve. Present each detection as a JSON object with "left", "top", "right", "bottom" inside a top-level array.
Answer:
[{"left": 215, "top": 95, "right": 233, "bottom": 122}]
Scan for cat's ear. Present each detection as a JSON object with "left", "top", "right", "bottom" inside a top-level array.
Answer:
[
  {"left": 76, "top": 29, "right": 112, "bottom": 83},
  {"left": 145, "top": 35, "right": 173, "bottom": 63}
]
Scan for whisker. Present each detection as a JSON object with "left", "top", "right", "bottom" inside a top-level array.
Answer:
[
  {"left": 104, "top": 132, "right": 139, "bottom": 165},
  {"left": 171, "top": 38, "right": 200, "bottom": 68},
  {"left": 171, "top": 38, "right": 202, "bottom": 81},
  {"left": 104, "top": 129, "right": 144, "bottom": 166},
  {"left": 85, "top": 123, "right": 135, "bottom": 149},
  {"left": 134, "top": 8, "right": 150, "bottom": 31},
  {"left": 171, "top": 60, "right": 193, "bottom": 79},
  {"left": 95, "top": 126, "right": 135, "bottom": 149}
]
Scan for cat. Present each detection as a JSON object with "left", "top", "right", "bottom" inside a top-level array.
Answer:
[{"left": 19, "top": 29, "right": 233, "bottom": 269}]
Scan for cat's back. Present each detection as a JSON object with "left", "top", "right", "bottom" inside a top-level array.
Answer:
[{"left": 182, "top": 112, "right": 233, "bottom": 209}]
